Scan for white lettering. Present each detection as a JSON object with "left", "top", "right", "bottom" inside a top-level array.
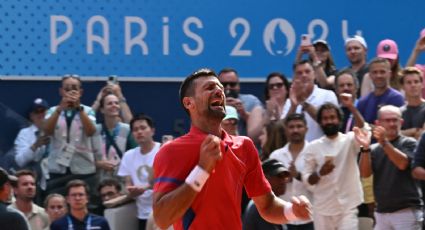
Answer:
[
  {"left": 307, "top": 19, "right": 328, "bottom": 41},
  {"left": 87, "top": 16, "right": 110, "bottom": 54},
  {"left": 230, "top": 18, "right": 252, "bottom": 56},
  {"left": 341, "top": 20, "right": 362, "bottom": 41},
  {"left": 50, "top": 15, "right": 73, "bottom": 54},
  {"left": 125, "top": 16, "right": 149, "bottom": 55},
  {"left": 182, "top": 17, "right": 204, "bottom": 56},
  {"left": 162, "top": 17, "right": 170, "bottom": 55}
]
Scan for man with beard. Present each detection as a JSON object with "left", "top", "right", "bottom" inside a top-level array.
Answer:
[
  {"left": 0, "top": 167, "right": 30, "bottom": 230},
  {"left": 269, "top": 113, "right": 314, "bottom": 230},
  {"left": 301, "top": 103, "right": 370, "bottom": 230},
  {"left": 360, "top": 105, "right": 423, "bottom": 229},
  {"left": 152, "top": 68, "right": 311, "bottom": 229},
  {"left": 334, "top": 70, "right": 373, "bottom": 218},
  {"left": 10, "top": 170, "right": 49, "bottom": 230},
  {"left": 357, "top": 58, "right": 404, "bottom": 125}
]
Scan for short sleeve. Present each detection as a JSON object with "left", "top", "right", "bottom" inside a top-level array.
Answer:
[
  {"left": 243, "top": 138, "right": 271, "bottom": 198},
  {"left": 117, "top": 150, "right": 132, "bottom": 177}
]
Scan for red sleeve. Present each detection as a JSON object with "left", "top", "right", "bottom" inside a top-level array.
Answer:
[
  {"left": 242, "top": 138, "right": 272, "bottom": 197},
  {"left": 153, "top": 141, "right": 198, "bottom": 193}
]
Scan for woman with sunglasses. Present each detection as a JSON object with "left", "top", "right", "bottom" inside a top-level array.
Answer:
[{"left": 263, "top": 72, "right": 291, "bottom": 124}]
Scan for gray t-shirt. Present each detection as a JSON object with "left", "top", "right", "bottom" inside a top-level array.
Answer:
[
  {"left": 238, "top": 94, "right": 262, "bottom": 136},
  {"left": 371, "top": 135, "right": 423, "bottom": 213},
  {"left": 401, "top": 102, "right": 425, "bottom": 130}
]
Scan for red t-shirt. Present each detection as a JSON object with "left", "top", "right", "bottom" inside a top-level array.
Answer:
[{"left": 154, "top": 126, "right": 271, "bottom": 230}]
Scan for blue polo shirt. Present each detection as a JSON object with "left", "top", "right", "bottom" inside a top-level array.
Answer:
[
  {"left": 357, "top": 87, "right": 404, "bottom": 124},
  {"left": 50, "top": 213, "right": 110, "bottom": 230}
]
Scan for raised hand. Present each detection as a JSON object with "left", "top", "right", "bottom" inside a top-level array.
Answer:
[
  {"left": 198, "top": 135, "right": 222, "bottom": 173},
  {"left": 373, "top": 125, "right": 387, "bottom": 145},
  {"left": 339, "top": 93, "right": 354, "bottom": 108},
  {"left": 353, "top": 127, "right": 371, "bottom": 148}
]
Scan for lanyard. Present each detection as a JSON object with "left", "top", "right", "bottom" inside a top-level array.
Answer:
[{"left": 67, "top": 214, "right": 92, "bottom": 230}]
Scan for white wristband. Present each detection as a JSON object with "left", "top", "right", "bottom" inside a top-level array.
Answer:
[
  {"left": 185, "top": 165, "right": 210, "bottom": 192},
  {"left": 283, "top": 202, "right": 298, "bottom": 221}
]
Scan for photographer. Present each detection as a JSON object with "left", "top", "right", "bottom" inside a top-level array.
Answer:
[
  {"left": 92, "top": 76, "right": 133, "bottom": 124},
  {"left": 42, "top": 75, "right": 100, "bottom": 197}
]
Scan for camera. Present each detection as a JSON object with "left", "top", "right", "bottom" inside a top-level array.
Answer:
[
  {"left": 107, "top": 75, "right": 118, "bottom": 85},
  {"left": 300, "top": 34, "right": 312, "bottom": 46}
]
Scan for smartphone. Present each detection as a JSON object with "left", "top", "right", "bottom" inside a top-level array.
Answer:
[
  {"left": 300, "top": 34, "right": 311, "bottom": 46},
  {"left": 225, "top": 89, "right": 238, "bottom": 98},
  {"left": 107, "top": 75, "right": 118, "bottom": 85}
]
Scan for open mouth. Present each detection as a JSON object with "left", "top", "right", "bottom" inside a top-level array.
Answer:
[{"left": 210, "top": 98, "right": 224, "bottom": 109}]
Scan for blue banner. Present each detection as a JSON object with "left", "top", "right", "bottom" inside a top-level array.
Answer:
[{"left": 0, "top": 0, "right": 424, "bottom": 78}]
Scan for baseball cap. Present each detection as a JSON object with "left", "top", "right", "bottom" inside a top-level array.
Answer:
[
  {"left": 262, "top": 159, "right": 290, "bottom": 177},
  {"left": 0, "top": 167, "right": 17, "bottom": 187},
  {"left": 420, "top": 28, "right": 425, "bottom": 39},
  {"left": 313, "top": 39, "right": 331, "bottom": 50},
  {"left": 377, "top": 39, "right": 399, "bottom": 60},
  {"left": 29, "top": 98, "right": 49, "bottom": 113},
  {"left": 345, "top": 35, "right": 367, "bottom": 49},
  {"left": 224, "top": 106, "right": 239, "bottom": 121}
]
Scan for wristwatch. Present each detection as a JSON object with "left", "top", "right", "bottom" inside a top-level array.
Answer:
[
  {"left": 76, "top": 106, "right": 84, "bottom": 112},
  {"left": 360, "top": 146, "right": 371, "bottom": 153}
]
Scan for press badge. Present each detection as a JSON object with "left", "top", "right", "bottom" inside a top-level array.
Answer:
[{"left": 56, "top": 143, "right": 76, "bottom": 167}]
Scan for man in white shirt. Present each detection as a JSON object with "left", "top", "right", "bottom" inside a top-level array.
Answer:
[
  {"left": 301, "top": 103, "right": 370, "bottom": 230},
  {"left": 283, "top": 60, "right": 338, "bottom": 141},
  {"left": 14, "top": 98, "right": 50, "bottom": 169},
  {"left": 270, "top": 113, "right": 313, "bottom": 229},
  {"left": 10, "top": 170, "right": 49, "bottom": 230},
  {"left": 118, "top": 114, "right": 161, "bottom": 230}
]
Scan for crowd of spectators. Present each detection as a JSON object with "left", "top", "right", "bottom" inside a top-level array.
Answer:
[{"left": 1, "top": 28, "right": 425, "bottom": 230}]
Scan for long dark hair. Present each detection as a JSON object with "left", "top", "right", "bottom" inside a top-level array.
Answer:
[{"left": 263, "top": 72, "right": 290, "bottom": 101}]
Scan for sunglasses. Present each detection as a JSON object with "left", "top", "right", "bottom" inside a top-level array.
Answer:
[
  {"left": 221, "top": 82, "right": 238, "bottom": 88},
  {"left": 268, "top": 82, "right": 284, "bottom": 90}
]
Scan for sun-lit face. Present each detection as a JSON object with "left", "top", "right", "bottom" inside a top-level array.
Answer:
[
  {"left": 377, "top": 110, "right": 403, "bottom": 139},
  {"left": 267, "top": 76, "right": 287, "bottom": 101},
  {"left": 369, "top": 62, "right": 391, "bottom": 90},
  {"left": 345, "top": 41, "right": 366, "bottom": 65},
  {"left": 336, "top": 73, "right": 357, "bottom": 97},
  {"left": 285, "top": 119, "right": 307, "bottom": 144},
  {"left": 189, "top": 76, "right": 226, "bottom": 121},
  {"left": 402, "top": 73, "right": 423, "bottom": 98},
  {"left": 101, "top": 94, "right": 120, "bottom": 117}
]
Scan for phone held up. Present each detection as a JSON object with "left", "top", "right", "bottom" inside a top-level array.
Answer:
[
  {"left": 300, "top": 34, "right": 312, "bottom": 47},
  {"left": 107, "top": 75, "right": 118, "bottom": 85}
]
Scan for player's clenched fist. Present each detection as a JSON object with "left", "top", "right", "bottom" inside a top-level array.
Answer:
[{"left": 198, "top": 135, "right": 222, "bottom": 173}]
